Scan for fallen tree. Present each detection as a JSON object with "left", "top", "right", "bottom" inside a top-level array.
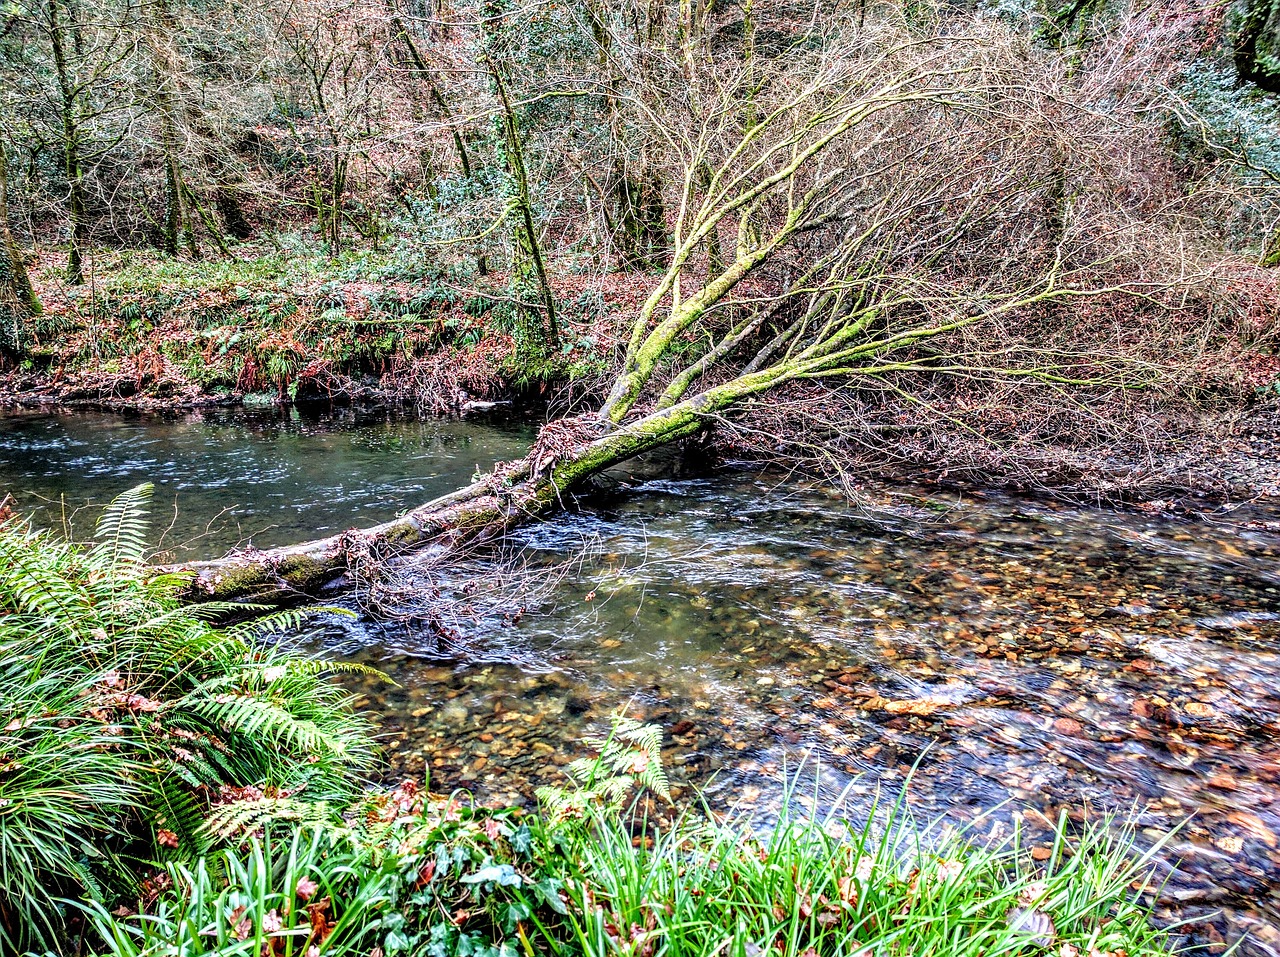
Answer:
[{"left": 186, "top": 9, "right": 1248, "bottom": 601}]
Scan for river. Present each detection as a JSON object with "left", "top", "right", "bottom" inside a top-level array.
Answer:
[{"left": 2, "top": 405, "right": 1278, "bottom": 954}]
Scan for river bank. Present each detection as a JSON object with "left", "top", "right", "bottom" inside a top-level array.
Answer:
[
  {"left": 7, "top": 406, "right": 1280, "bottom": 951},
  {"left": 6, "top": 384, "right": 1280, "bottom": 521},
  {"left": 0, "top": 245, "right": 640, "bottom": 412},
  {"left": 3, "top": 407, "right": 1280, "bottom": 954}
]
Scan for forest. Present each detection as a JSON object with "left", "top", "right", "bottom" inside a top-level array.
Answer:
[{"left": 2, "top": 0, "right": 1280, "bottom": 954}]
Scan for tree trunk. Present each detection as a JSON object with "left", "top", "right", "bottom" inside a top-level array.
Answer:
[
  {"left": 47, "top": 0, "right": 87, "bottom": 285},
  {"left": 0, "top": 140, "right": 42, "bottom": 358},
  {"left": 487, "top": 58, "right": 559, "bottom": 351},
  {"left": 1231, "top": 0, "right": 1280, "bottom": 92}
]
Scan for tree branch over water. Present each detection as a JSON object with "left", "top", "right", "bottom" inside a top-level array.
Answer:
[{"left": 183, "top": 11, "right": 1241, "bottom": 601}]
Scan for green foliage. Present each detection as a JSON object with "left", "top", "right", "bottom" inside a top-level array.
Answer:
[
  {"left": 84, "top": 714, "right": 1180, "bottom": 957},
  {"left": 0, "top": 486, "right": 379, "bottom": 952},
  {"left": 88, "top": 782, "right": 572, "bottom": 957},
  {"left": 1177, "top": 58, "right": 1280, "bottom": 254},
  {"left": 558, "top": 789, "right": 1176, "bottom": 957},
  {"left": 537, "top": 711, "right": 670, "bottom": 822},
  {"left": 1229, "top": 0, "right": 1280, "bottom": 92},
  {"left": 78, "top": 827, "right": 399, "bottom": 957}
]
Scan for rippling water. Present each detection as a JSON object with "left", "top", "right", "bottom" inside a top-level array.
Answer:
[
  {"left": 0, "top": 406, "right": 532, "bottom": 555},
  {"left": 3, "top": 407, "right": 1279, "bottom": 954}
]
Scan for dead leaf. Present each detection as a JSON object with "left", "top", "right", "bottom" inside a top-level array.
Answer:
[
  {"left": 882, "top": 697, "right": 946, "bottom": 716},
  {"left": 1052, "top": 718, "right": 1083, "bottom": 736},
  {"left": 1009, "top": 907, "right": 1057, "bottom": 947},
  {"left": 1213, "top": 835, "right": 1243, "bottom": 854},
  {"left": 1226, "top": 811, "right": 1276, "bottom": 848},
  {"left": 230, "top": 906, "right": 252, "bottom": 941}
]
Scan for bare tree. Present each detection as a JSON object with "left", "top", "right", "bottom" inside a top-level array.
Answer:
[
  {"left": 270, "top": 0, "right": 392, "bottom": 257},
  {"left": 187, "top": 14, "right": 1226, "bottom": 598}
]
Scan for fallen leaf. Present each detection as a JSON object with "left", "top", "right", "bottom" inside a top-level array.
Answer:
[
  {"left": 1052, "top": 718, "right": 1083, "bottom": 735},
  {"left": 1213, "top": 835, "right": 1243, "bottom": 854},
  {"left": 1009, "top": 907, "right": 1057, "bottom": 947},
  {"left": 882, "top": 697, "right": 946, "bottom": 716},
  {"left": 936, "top": 859, "right": 964, "bottom": 881},
  {"left": 1226, "top": 811, "right": 1277, "bottom": 848}
]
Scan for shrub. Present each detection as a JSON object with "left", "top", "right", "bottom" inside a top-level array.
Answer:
[{"left": 0, "top": 486, "right": 378, "bottom": 952}]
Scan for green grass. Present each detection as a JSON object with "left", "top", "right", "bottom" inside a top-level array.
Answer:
[
  {"left": 0, "top": 486, "right": 378, "bottom": 952},
  {"left": 81, "top": 725, "right": 1184, "bottom": 957},
  {"left": 86, "top": 240, "right": 381, "bottom": 295},
  {"left": 555, "top": 791, "right": 1176, "bottom": 957}
]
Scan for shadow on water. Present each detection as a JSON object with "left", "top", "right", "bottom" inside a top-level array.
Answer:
[{"left": 3, "top": 407, "right": 1280, "bottom": 953}]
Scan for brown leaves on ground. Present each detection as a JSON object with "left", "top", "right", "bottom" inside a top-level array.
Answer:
[
  {"left": 156, "top": 828, "right": 180, "bottom": 849},
  {"left": 98, "top": 691, "right": 165, "bottom": 713},
  {"left": 1226, "top": 810, "right": 1278, "bottom": 848},
  {"left": 304, "top": 897, "right": 337, "bottom": 949},
  {"left": 1008, "top": 906, "right": 1057, "bottom": 948}
]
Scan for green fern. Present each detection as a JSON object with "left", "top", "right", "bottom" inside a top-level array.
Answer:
[
  {"left": 0, "top": 485, "right": 380, "bottom": 952},
  {"left": 537, "top": 710, "right": 671, "bottom": 823},
  {"left": 88, "top": 481, "right": 154, "bottom": 572},
  {"left": 205, "top": 795, "right": 346, "bottom": 841}
]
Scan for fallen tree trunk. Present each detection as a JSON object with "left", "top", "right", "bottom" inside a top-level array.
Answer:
[
  {"left": 184, "top": 391, "right": 718, "bottom": 600},
  {"left": 181, "top": 21, "right": 1238, "bottom": 601}
]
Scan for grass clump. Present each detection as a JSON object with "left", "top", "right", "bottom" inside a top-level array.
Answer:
[
  {"left": 85, "top": 721, "right": 1181, "bottom": 957},
  {"left": 555, "top": 791, "right": 1173, "bottom": 957},
  {"left": 0, "top": 485, "right": 377, "bottom": 952}
]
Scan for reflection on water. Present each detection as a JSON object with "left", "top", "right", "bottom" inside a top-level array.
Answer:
[
  {"left": 0, "top": 407, "right": 532, "bottom": 557},
  {"left": 2, "top": 408, "right": 1279, "bottom": 953}
]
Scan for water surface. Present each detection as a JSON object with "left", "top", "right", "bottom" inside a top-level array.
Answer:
[
  {"left": 0, "top": 406, "right": 532, "bottom": 555},
  {"left": 2, "top": 407, "right": 1279, "bottom": 954}
]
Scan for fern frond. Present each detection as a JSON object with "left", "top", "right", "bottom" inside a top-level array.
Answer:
[
  {"left": 538, "top": 710, "right": 672, "bottom": 819},
  {"left": 88, "top": 483, "right": 154, "bottom": 573},
  {"left": 147, "top": 772, "right": 214, "bottom": 859},
  {"left": 205, "top": 797, "right": 345, "bottom": 841}
]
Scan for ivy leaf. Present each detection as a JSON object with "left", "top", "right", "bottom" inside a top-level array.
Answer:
[
  {"left": 460, "top": 863, "right": 523, "bottom": 886},
  {"left": 511, "top": 823, "right": 533, "bottom": 855},
  {"left": 535, "top": 876, "right": 569, "bottom": 915}
]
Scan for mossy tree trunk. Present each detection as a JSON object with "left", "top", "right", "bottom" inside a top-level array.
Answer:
[
  {"left": 1231, "top": 0, "right": 1280, "bottom": 92},
  {"left": 186, "top": 27, "right": 1200, "bottom": 602},
  {"left": 0, "top": 138, "right": 42, "bottom": 358},
  {"left": 487, "top": 58, "right": 559, "bottom": 353},
  {"left": 46, "top": 0, "right": 88, "bottom": 285},
  {"left": 186, "top": 395, "right": 716, "bottom": 599}
]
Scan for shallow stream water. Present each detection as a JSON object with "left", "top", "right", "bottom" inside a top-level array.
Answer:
[{"left": 2, "top": 407, "right": 1279, "bottom": 954}]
